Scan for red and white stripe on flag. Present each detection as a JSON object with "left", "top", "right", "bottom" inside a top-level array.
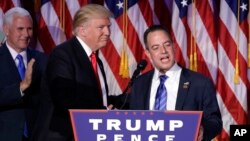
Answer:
[
  {"left": 172, "top": 0, "right": 249, "bottom": 140},
  {"left": 217, "top": 0, "right": 249, "bottom": 140}
]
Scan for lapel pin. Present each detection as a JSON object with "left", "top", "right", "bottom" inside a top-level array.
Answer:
[{"left": 183, "top": 82, "right": 190, "bottom": 89}]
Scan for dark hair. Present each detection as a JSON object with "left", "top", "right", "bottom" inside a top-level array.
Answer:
[{"left": 143, "top": 25, "right": 171, "bottom": 49}]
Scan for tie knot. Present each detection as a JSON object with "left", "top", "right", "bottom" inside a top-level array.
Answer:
[
  {"left": 90, "top": 52, "right": 96, "bottom": 59},
  {"left": 16, "top": 54, "right": 23, "bottom": 61},
  {"left": 91, "top": 52, "right": 96, "bottom": 56},
  {"left": 159, "top": 75, "right": 167, "bottom": 83}
]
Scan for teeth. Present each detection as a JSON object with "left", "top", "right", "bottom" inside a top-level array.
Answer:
[{"left": 163, "top": 56, "right": 169, "bottom": 59}]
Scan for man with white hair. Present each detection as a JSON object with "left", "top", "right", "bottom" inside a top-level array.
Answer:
[{"left": 0, "top": 7, "right": 47, "bottom": 141}]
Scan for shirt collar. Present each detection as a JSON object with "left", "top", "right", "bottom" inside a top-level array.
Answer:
[
  {"left": 6, "top": 42, "right": 27, "bottom": 61},
  {"left": 76, "top": 36, "right": 93, "bottom": 57},
  {"left": 153, "top": 63, "right": 182, "bottom": 81}
]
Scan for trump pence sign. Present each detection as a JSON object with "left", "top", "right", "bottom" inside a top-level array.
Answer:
[{"left": 69, "top": 110, "right": 202, "bottom": 141}]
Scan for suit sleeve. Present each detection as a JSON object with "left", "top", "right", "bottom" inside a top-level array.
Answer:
[
  {"left": 202, "top": 78, "right": 222, "bottom": 140},
  {"left": 0, "top": 83, "right": 23, "bottom": 106},
  {"left": 46, "top": 48, "right": 77, "bottom": 110},
  {"left": 46, "top": 47, "right": 105, "bottom": 111}
]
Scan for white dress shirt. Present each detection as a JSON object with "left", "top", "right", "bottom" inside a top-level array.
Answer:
[
  {"left": 6, "top": 43, "right": 27, "bottom": 68},
  {"left": 149, "top": 63, "right": 182, "bottom": 110}
]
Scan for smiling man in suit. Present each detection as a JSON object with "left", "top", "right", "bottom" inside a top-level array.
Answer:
[
  {"left": 0, "top": 7, "right": 47, "bottom": 141},
  {"left": 45, "top": 4, "right": 115, "bottom": 141},
  {"left": 129, "top": 25, "right": 222, "bottom": 141}
]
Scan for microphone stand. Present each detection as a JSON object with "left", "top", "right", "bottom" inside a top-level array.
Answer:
[
  {"left": 118, "top": 59, "right": 147, "bottom": 109},
  {"left": 119, "top": 73, "right": 137, "bottom": 109}
]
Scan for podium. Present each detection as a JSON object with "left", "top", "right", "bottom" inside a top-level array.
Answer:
[{"left": 69, "top": 110, "right": 202, "bottom": 141}]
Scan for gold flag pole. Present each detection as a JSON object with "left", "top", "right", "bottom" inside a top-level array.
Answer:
[
  {"left": 60, "top": 0, "right": 65, "bottom": 32},
  {"left": 119, "top": 0, "right": 129, "bottom": 78},
  {"left": 193, "top": 0, "right": 197, "bottom": 71},
  {"left": 234, "top": 0, "right": 240, "bottom": 84},
  {"left": 248, "top": 4, "right": 250, "bottom": 67},
  {"left": 189, "top": 1, "right": 194, "bottom": 70},
  {"left": 190, "top": 0, "right": 197, "bottom": 71}
]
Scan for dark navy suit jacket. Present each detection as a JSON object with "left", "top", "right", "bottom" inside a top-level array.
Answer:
[
  {"left": 129, "top": 67, "right": 222, "bottom": 141},
  {"left": 46, "top": 36, "right": 113, "bottom": 139},
  {"left": 0, "top": 43, "right": 47, "bottom": 141}
]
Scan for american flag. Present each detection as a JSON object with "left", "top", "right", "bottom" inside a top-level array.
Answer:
[
  {"left": 216, "top": 0, "right": 249, "bottom": 140},
  {"left": 0, "top": 0, "right": 249, "bottom": 140}
]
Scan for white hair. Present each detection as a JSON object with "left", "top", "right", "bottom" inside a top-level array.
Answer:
[{"left": 3, "top": 7, "right": 32, "bottom": 26}]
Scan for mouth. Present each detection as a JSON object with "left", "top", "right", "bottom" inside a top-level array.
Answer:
[
  {"left": 102, "top": 39, "right": 109, "bottom": 41},
  {"left": 101, "top": 36, "right": 110, "bottom": 41},
  {"left": 20, "top": 38, "right": 30, "bottom": 42},
  {"left": 100, "top": 38, "right": 110, "bottom": 43},
  {"left": 160, "top": 54, "right": 170, "bottom": 62}
]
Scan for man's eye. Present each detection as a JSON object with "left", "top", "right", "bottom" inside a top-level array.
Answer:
[
  {"left": 98, "top": 26, "right": 104, "bottom": 29},
  {"left": 164, "top": 43, "right": 172, "bottom": 47},
  {"left": 17, "top": 27, "right": 23, "bottom": 31},
  {"left": 151, "top": 46, "right": 158, "bottom": 50}
]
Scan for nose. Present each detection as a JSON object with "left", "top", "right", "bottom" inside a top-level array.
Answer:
[
  {"left": 23, "top": 28, "right": 32, "bottom": 37},
  {"left": 103, "top": 26, "right": 110, "bottom": 36},
  {"left": 160, "top": 45, "right": 167, "bottom": 53},
  {"left": 23, "top": 29, "right": 29, "bottom": 36}
]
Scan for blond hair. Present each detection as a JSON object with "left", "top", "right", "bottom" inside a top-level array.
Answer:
[{"left": 72, "top": 4, "right": 113, "bottom": 35}]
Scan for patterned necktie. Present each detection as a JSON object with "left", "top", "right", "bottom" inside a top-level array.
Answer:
[
  {"left": 16, "top": 54, "right": 29, "bottom": 137},
  {"left": 154, "top": 75, "right": 168, "bottom": 110}
]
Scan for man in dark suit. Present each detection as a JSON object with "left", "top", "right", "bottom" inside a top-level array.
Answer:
[
  {"left": 129, "top": 25, "right": 222, "bottom": 141},
  {"left": 45, "top": 4, "right": 115, "bottom": 140},
  {"left": 0, "top": 7, "right": 47, "bottom": 141}
]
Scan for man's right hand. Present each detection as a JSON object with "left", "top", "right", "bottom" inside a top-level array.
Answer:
[{"left": 20, "top": 58, "right": 35, "bottom": 92}]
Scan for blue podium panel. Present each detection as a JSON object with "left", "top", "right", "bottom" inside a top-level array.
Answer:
[{"left": 69, "top": 110, "right": 202, "bottom": 141}]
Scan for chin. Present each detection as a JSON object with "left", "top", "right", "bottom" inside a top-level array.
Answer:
[
  {"left": 98, "top": 45, "right": 106, "bottom": 49},
  {"left": 161, "top": 64, "right": 172, "bottom": 70},
  {"left": 21, "top": 46, "right": 28, "bottom": 49},
  {"left": 100, "top": 43, "right": 108, "bottom": 48}
]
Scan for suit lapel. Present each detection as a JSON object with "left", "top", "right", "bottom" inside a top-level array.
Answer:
[
  {"left": 144, "top": 70, "right": 154, "bottom": 110},
  {"left": 175, "top": 68, "right": 190, "bottom": 110},
  {"left": 26, "top": 48, "right": 32, "bottom": 62},
  {"left": 0, "top": 43, "right": 21, "bottom": 81},
  {"left": 71, "top": 37, "right": 96, "bottom": 81},
  {"left": 70, "top": 37, "right": 106, "bottom": 94}
]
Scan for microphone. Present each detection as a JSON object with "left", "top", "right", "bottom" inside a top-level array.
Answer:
[
  {"left": 130, "top": 59, "right": 147, "bottom": 85},
  {"left": 119, "top": 59, "right": 147, "bottom": 109}
]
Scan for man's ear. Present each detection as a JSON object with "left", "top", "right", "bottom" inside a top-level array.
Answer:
[
  {"left": 80, "top": 24, "right": 88, "bottom": 37},
  {"left": 145, "top": 49, "right": 151, "bottom": 60},
  {"left": 3, "top": 25, "right": 9, "bottom": 36}
]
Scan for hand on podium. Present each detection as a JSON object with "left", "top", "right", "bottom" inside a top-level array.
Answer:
[
  {"left": 108, "top": 94, "right": 130, "bottom": 109},
  {"left": 107, "top": 104, "right": 113, "bottom": 110},
  {"left": 198, "top": 125, "right": 204, "bottom": 141}
]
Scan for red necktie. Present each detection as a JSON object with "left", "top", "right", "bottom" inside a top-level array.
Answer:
[
  {"left": 90, "top": 52, "right": 102, "bottom": 96},
  {"left": 90, "top": 52, "right": 98, "bottom": 75}
]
